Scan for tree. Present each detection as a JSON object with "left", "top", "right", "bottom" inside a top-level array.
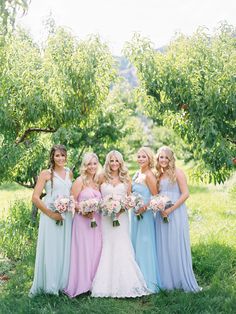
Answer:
[
  {"left": 0, "top": 27, "right": 121, "bottom": 187},
  {"left": 125, "top": 24, "right": 236, "bottom": 183},
  {"left": 0, "top": 0, "right": 30, "bottom": 35}
]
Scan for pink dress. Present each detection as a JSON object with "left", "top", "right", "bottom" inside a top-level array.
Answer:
[{"left": 64, "top": 187, "right": 102, "bottom": 297}]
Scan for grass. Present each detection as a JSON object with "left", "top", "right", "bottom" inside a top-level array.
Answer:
[
  {"left": 0, "top": 183, "right": 32, "bottom": 219},
  {"left": 0, "top": 173, "right": 236, "bottom": 314}
]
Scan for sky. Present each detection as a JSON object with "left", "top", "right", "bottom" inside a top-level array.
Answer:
[{"left": 17, "top": 0, "right": 236, "bottom": 55}]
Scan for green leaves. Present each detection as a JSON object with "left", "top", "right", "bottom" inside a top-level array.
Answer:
[
  {"left": 125, "top": 23, "right": 236, "bottom": 183},
  {"left": 0, "top": 28, "right": 118, "bottom": 186},
  {"left": 0, "top": 0, "right": 30, "bottom": 36}
]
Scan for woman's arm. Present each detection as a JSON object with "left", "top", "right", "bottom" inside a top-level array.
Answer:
[
  {"left": 32, "top": 170, "right": 63, "bottom": 221},
  {"left": 71, "top": 177, "right": 83, "bottom": 212},
  {"left": 98, "top": 173, "right": 105, "bottom": 186},
  {"left": 136, "top": 171, "right": 157, "bottom": 214},
  {"left": 145, "top": 171, "right": 158, "bottom": 196},
  {"left": 127, "top": 179, "right": 132, "bottom": 195},
  {"left": 69, "top": 170, "right": 73, "bottom": 181},
  {"left": 162, "top": 168, "right": 189, "bottom": 217}
]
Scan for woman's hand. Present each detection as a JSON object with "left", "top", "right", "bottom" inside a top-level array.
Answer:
[
  {"left": 160, "top": 207, "right": 172, "bottom": 218},
  {"left": 117, "top": 208, "right": 125, "bottom": 218},
  {"left": 135, "top": 205, "right": 147, "bottom": 215},
  {"left": 50, "top": 212, "right": 63, "bottom": 221},
  {"left": 83, "top": 212, "right": 94, "bottom": 219},
  {"left": 75, "top": 202, "right": 80, "bottom": 212}
]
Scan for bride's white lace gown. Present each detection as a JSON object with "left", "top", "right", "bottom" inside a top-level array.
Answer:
[{"left": 91, "top": 182, "right": 150, "bottom": 298}]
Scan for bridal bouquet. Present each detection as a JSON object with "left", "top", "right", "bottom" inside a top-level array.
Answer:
[
  {"left": 78, "top": 198, "right": 100, "bottom": 228},
  {"left": 121, "top": 192, "right": 144, "bottom": 221},
  {"left": 99, "top": 195, "right": 122, "bottom": 227},
  {"left": 149, "top": 195, "right": 174, "bottom": 223},
  {"left": 53, "top": 195, "right": 75, "bottom": 225}
]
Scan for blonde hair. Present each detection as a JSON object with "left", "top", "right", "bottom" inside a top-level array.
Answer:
[
  {"left": 156, "top": 146, "right": 176, "bottom": 185},
  {"left": 104, "top": 150, "right": 129, "bottom": 183},
  {"left": 137, "top": 146, "right": 155, "bottom": 169},
  {"left": 80, "top": 152, "right": 100, "bottom": 186}
]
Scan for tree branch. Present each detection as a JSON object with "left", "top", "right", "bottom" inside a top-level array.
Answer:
[
  {"left": 15, "top": 180, "right": 35, "bottom": 189},
  {"left": 71, "top": 145, "right": 87, "bottom": 173},
  {"left": 226, "top": 138, "right": 236, "bottom": 145},
  {"left": 15, "top": 127, "right": 57, "bottom": 144}
]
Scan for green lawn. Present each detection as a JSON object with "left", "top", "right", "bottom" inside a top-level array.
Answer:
[
  {"left": 0, "top": 183, "right": 32, "bottom": 219},
  {"left": 0, "top": 175, "right": 236, "bottom": 314}
]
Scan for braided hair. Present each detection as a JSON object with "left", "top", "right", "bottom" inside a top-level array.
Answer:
[{"left": 49, "top": 144, "right": 67, "bottom": 191}]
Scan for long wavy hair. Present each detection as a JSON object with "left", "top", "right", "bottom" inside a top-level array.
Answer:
[
  {"left": 104, "top": 150, "right": 129, "bottom": 183},
  {"left": 137, "top": 146, "right": 155, "bottom": 169},
  {"left": 155, "top": 146, "right": 176, "bottom": 186},
  {"left": 49, "top": 144, "right": 67, "bottom": 190},
  {"left": 79, "top": 152, "right": 100, "bottom": 187}
]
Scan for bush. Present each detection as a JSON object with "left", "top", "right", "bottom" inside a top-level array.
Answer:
[{"left": 0, "top": 200, "right": 38, "bottom": 260}]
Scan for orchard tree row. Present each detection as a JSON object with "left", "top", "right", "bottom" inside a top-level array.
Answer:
[
  {"left": 0, "top": 1, "right": 235, "bottom": 186},
  {"left": 125, "top": 24, "right": 236, "bottom": 183}
]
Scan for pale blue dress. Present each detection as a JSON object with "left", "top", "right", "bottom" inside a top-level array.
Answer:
[
  {"left": 155, "top": 178, "right": 200, "bottom": 292},
  {"left": 131, "top": 172, "right": 160, "bottom": 293},
  {"left": 29, "top": 168, "right": 73, "bottom": 296}
]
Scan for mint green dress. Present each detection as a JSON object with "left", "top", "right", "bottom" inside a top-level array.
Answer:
[{"left": 29, "top": 168, "right": 72, "bottom": 296}]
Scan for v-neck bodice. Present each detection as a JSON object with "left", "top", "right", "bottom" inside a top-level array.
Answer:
[{"left": 43, "top": 168, "right": 72, "bottom": 205}]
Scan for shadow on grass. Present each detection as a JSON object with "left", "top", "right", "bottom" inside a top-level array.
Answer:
[
  {"left": 0, "top": 182, "right": 28, "bottom": 191},
  {"left": 192, "top": 242, "right": 236, "bottom": 286},
  {"left": 0, "top": 243, "right": 235, "bottom": 314}
]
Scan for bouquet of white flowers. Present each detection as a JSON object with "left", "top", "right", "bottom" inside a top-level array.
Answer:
[
  {"left": 99, "top": 195, "right": 122, "bottom": 227},
  {"left": 149, "top": 195, "right": 173, "bottom": 223},
  {"left": 53, "top": 195, "right": 75, "bottom": 225},
  {"left": 121, "top": 193, "right": 144, "bottom": 221},
  {"left": 78, "top": 198, "right": 100, "bottom": 228}
]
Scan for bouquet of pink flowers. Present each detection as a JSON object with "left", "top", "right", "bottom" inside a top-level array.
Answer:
[
  {"left": 121, "top": 194, "right": 137, "bottom": 210},
  {"left": 149, "top": 195, "right": 173, "bottom": 223},
  {"left": 78, "top": 198, "right": 100, "bottom": 228},
  {"left": 99, "top": 195, "right": 122, "bottom": 227},
  {"left": 123, "top": 192, "right": 145, "bottom": 221},
  {"left": 53, "top": 195, "right": 75, "bottom": 225}
]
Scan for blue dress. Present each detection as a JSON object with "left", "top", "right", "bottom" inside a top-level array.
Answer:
[
  {"left": 30, "top": 168, "right": 73, "bottom": 296},
  {"left": 131, "top": 172, "right": 160, "bottom": 293},
  {"left": 155, "top": 178, "right": 200, "bottom": 292}
]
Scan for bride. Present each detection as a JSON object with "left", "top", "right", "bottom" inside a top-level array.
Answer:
[{"left": 91, "top": 150, "right": 150, "bottom": 298}]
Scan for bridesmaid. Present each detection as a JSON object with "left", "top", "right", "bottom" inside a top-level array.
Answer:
[
  {"left": 64, "top": 152, "right": 102, "bottom": 297},
  {"left": 30, "top": 144, "right": 73, "bottom": 296},
  {"left": 131, "top": 147, "right": 160, "bottom": 293},
  {"left": 155, "top": 146, "right": 201, "bottom": 292}
]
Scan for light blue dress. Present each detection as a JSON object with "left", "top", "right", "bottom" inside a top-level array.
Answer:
[
  {"left": 131, "top": 172, "right": 160, "bottom": 293},
  {"left": 155, "top": 178, "right": 200, "bottom": 292},
  {"left": 29, "top": 168, "right": 73, "bottom": 296}
]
